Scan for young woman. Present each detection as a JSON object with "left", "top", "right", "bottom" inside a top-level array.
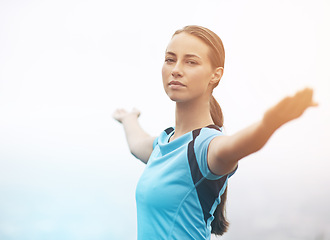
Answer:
[{"left": 113, "top": 25, "right": 317, "bottom": 240}]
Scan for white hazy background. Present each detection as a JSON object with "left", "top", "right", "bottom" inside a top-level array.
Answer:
[{"left": 0, "top": 0, "right": 329, "bottom": 239}]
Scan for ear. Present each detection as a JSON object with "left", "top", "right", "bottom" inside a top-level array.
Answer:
[{"left": 210, "top": 67, "right": 224, "bottom": 86}]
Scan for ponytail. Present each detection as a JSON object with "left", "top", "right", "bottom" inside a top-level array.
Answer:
[
  {"left": 210, "top": 95, "right": 223, "bottom": 127},
  {"left": 210, "top": 95, "right": 229, "bottom": 236}
]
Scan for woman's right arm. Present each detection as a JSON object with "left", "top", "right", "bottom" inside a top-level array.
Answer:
[
  {"left": 113, "top": 108, "right": 155, "bottom": 164},
  {"left": 207, "top": 88, "right": 318, "bottom": 176}
]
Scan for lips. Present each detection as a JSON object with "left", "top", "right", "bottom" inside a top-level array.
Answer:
[{"left": 169, "top": 80, "right": 185, "bottom": 86}]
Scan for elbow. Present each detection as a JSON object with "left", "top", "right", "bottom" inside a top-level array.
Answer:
[
  {"left": 130, "top": 149, "right": 136, "bottom": 157},
  {"left": 129, "top": 145, "right": 149, "bottom": 163},
  {"left": 129, "top": 146, "right": 139, "bottom": 159}
]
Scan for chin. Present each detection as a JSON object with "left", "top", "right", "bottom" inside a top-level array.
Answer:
[
  {"left": 165, "top": 90, "right": 191, "bottom": 103},
  {"left": 166, "top": 92, "right": 181, "bottom": 102},
  {"left": 168, "top": 96, "right": 180, "bottom": 102},
  {"left": 167, "top": 95, "right": 188, "bottom": 103}
]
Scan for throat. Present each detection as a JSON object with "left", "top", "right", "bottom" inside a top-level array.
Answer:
[{"left": 173, "top": 101, "right": 214, "bottom": 141}]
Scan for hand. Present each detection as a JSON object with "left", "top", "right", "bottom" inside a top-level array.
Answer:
[
  {"left": 112, "top": 108, "right": 141, "bottom": 124},
  {"left": 263, "top": 88, "right": 318, "bottom": 130}
]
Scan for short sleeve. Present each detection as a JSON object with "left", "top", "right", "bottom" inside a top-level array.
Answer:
[{"left": 194, "top": 127, "right": 225, "bottom": 180}]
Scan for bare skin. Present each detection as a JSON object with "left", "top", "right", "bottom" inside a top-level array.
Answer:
[
  {"left": 207, "top": 88, "right": 318, "bottom": 175},
  {"left": 113, "top": 32, "right": 318, "bottom": 175},
  {"left": 112, "top": 108, "right": 155, "bottom": 163}
]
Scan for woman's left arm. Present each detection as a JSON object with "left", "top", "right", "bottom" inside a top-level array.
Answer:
[{"left": 207, "top": 88, "right": 318, "bottom": 176}]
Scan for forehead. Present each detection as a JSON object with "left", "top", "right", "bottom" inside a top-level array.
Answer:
[{"left": 166, "top": 32, "right": 210, "bottom": 58}]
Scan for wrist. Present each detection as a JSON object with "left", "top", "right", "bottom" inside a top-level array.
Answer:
[
  {"left": 262, "top": 110, "right": 283, "bottom": 134},
  {"left": 121, "top": 113, "right": 139, "bottom": 124}
]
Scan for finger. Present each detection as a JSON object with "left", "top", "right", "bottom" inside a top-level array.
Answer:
[
  {"left": 295, "top": 88, "right": 311, "bottom": 99},
  {"left": 302, "top": 88, "right": 318, "bottom": 107},
  {"left": 310, "top": 101, "right": 319, "bottom": 107},
  {"left": 294, "top": 88, "right": 318, "bottom": 116},
  {"left": 294, "top": 88, "right": 314, "bottom": 106},
  {"left": 112, "top": 108, "right": 125, "bottom": 119},
  {"left": 132, "top": 107, "right": 141, "bottom": 117}
]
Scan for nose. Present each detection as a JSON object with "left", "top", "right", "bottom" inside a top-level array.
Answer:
[{"left": 171, "top": 62, "right": 183, "bottom": 78}]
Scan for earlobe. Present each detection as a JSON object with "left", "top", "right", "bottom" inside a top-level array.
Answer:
[{"left": 210, "top": 67, "right": 224, "bottom": 85}]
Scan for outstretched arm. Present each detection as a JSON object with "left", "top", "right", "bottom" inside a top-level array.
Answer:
[
  {"left": 208, "top": 88, "right": 318, "bottom": 176},
  {"left": 113, "top": 108, "right": 155, "bottom": 164}
]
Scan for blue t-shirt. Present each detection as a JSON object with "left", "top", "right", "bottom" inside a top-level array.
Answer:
[{"left": 135, "top": 125, "right": 236, "bottom": 240}]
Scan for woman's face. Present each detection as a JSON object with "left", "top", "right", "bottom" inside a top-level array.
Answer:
[{"left": 162, "top": 32, "right": 217, "bottom": 103}]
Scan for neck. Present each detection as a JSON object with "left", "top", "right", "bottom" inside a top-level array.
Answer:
[{"left": 172, "top": 97, "right": 214, "bottom": 141}]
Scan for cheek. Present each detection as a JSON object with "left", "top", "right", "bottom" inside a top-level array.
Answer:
[
  {"left": 162, "top": 64, "right": 171, "bottom": 81},
  {"left": 161, "top": 65, "right": 166, "bottom": 78},
  {"left": 162, "top": 65, "right": 169, "bottom": 88},
  {"left": 189, "top": 69, "right": 210, "bottom": 86}
]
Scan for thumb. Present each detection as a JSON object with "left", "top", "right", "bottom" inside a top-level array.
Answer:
[{"left": 132, "top": 107, "right": 141, "bottom": 117}]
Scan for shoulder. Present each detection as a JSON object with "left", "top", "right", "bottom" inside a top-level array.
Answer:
[
  {"left": 191, "top": 125, "right": 226, "bottom": 179},
  {"left": 194, "top": 125, "right": 224, "bottom": 143}
]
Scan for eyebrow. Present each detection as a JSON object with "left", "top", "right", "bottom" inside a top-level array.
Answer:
[{"left": 165, "top": 51, "right": 201, "bottom": 59}]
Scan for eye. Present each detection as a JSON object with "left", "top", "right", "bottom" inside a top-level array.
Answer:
[
  {"left": 165, "top": 58, "right": 175, "bottom": 63},
  {"left": 187, "top": 60, "right": 197, "bottom": 65}
]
